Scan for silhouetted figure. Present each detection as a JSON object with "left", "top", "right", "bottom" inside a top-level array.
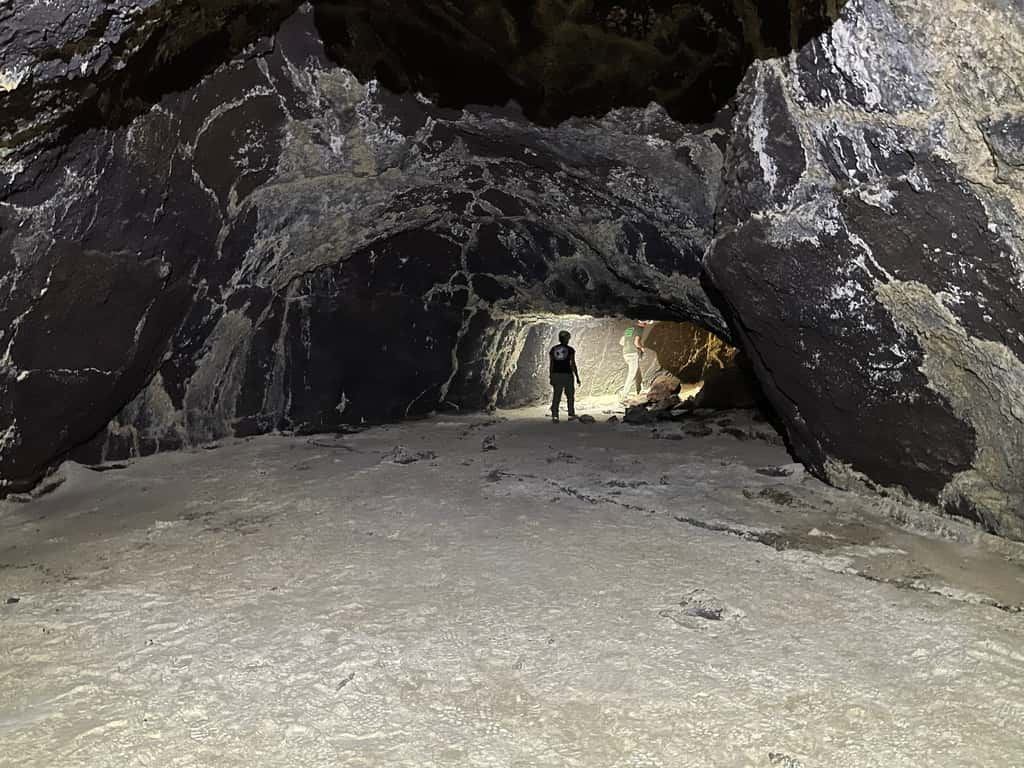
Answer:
[
  {"left": 549, "top": 330, "right": 581, "bottom": 422},
  {"left": 619, "top": 321, "right": 652, "bottom": 401}
]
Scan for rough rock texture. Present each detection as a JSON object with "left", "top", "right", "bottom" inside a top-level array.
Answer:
[
  {"left": 705, "top": 0, "right": 1024, "bottom": 539},
  {"left": 311, "top": 0, "right": 846, "bottom": 125},
  {"left": 642, "top": 320, "right": 761, "bottom": 409},
  {"left": 0, "top": 0, "right": 843, "bottom": 157},
  {"left": 1, "top": 7, "right": 727, "bottom": 486},
  {"left": 0, "top": 0, "right": 304, "bottom": 157},
  {"left": 2, "top": 0, "right": 1024, "bottom": 540}
]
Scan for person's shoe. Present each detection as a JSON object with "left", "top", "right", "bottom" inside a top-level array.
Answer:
[
  {"left": 551, "top": 414, "right": 559, "bottom": 423},
  {"left": 568, "top": 414, "right": 578, "bottom": 421}
]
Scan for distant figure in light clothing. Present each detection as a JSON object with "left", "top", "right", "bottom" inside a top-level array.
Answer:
[{"left": 620, "top": 320, "right": 653, "bottom": 401}]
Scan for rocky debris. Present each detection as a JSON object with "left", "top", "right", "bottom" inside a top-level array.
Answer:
[
  {"left": 5, "top": 597, "right": 20, "bottom": 605},
  {"left": 743, "top": 487, "right": 805, "bottom": 508},
  {"left": 577, "top": 415, "right": 596, "bottom": 425},
  {"left": 605, "top": 479, "right": 649, "bottom": 489},
  {"left": 85, "top": 462, "right": 131, "bottom": 473},
  {"left": 623, "top": 406, "right": 654, "bottom": 425},
  {"left": 684, "top": 424, "right": 715, "bottom": 438},
  {"left": 650, "top": 395, "right": 681, "bottom": 415},
  {"left": 636, "top": 406, "right": 787, "bottom": 443},
  {"left": 659, "top": 589, "right": 745, "bottom": 630},
  {"left": 715, "top": 420, "right": 787, "bottom": 446},
  {"left": 644, "top": 373, "right": 683, "bottom": 404},
  {"left": 546, "top": 451, "right": 577, "bottom": 464},
  {"left": 606, "top": 416, "right": 620, "bottom": 424},
  {"left": 481, "top": 435, "right": 497, "bottom": 452},
  {"left": 721, "top": 427, "right": 750, "bottom": 441},
  {"left": 756, "top": 465, "right": 798, "bottom": 478},
  {"left": 381, "top": 447, "right": 437, "bottom": 465},
  {"left": 768, "top": 754, "right": 805, "bottom": 768},
  {"left": 663, "top": 399, "right": 697, "bottom": 421},
  {"left": 659, "top": 410, "right": 690, "bottom": 423}
]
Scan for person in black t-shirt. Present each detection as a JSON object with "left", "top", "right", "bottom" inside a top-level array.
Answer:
[{"left": 549, "top": 330, "right": 581, "bottom": 423}]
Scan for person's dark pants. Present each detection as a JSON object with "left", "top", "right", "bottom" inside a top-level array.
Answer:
[{"left": 550, "top": 373, "right": 575, "bottom": 418}]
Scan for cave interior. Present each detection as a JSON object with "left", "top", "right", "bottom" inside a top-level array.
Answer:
[{"left": 3, "top": 0, "right": 1024, "bottom": 764}]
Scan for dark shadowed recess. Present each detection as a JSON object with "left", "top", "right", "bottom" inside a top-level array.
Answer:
[
  {"left": 313, "top": 0, "right": 849, "bottom": 125},
  {"left": 2, "top": 0, "right": 848, "bottom": 159}
]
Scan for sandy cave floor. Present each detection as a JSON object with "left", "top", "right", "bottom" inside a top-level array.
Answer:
[{"left": 1, "top": 399, "right": 1023, "bottom": 767}]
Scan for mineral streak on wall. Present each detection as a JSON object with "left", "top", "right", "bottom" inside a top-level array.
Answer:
[{"left": 1, "top": 0, "right": 1023, "bottom": 539}]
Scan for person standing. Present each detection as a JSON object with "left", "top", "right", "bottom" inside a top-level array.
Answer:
[
  {"left": 619, "top": 321, "right": 650, "bottom": 401},
  {"left": 549, "top": 330, "right": 581, "bottom": 422}
]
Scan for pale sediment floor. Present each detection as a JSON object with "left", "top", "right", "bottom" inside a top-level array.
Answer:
[{"left": 1, "top": 403, "right": 1023, "bottom": 767}]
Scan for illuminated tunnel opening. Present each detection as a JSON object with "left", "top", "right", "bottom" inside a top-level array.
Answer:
[{"left": 447, "top": 314, "right": 767, "bottom": 422}]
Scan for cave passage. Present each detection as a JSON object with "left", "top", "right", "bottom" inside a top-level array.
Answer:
[
  {"left": 476, "top": 315, "right": 761, "bottom": 417},
  {"left": 4, "top": 0, "right": 1024, "bottom": 762}
]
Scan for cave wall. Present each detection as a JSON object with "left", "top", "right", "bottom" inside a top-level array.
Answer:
[
  {"left": 2, "top": 0, "right": 1024, "bottom": 539},
  {"left": 462, "top": 317, "right": 664, "bottom": 410},
  {"left": 1, "top": 6, "right": 726, "bottom": 483},
  {"left": 705, "top": 0, "right": 1024, "bottom": 539}
]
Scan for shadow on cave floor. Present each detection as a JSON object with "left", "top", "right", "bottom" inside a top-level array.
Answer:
[{"left": 1, "top": 407, "right": 1023, "bottom": 765}]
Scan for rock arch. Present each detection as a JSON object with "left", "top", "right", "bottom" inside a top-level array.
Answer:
[{"left": 1, "top": 0, "right": 1023, "bottom": 540}]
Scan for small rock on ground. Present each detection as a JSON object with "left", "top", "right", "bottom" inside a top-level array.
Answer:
[
  {"left": 382, "top": 446, "right": 437, "bottom": 465},
  {"left": 756, "top": 465, "right": 795, "bottom": 478},
  {"left": 624, "top": 405, "right": 653, "bottom": 425}
]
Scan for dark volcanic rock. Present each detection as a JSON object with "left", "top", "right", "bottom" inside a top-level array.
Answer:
[
  {"left": 2, "top": 0, "right": 1024, "bottom": 542},
  {"left": 311, "top": 0, "right": 846, "bottom": 126},
  {"left": 382, "top": 446, "right": 436, "bottom": 465},
  {"left": 706, "top": 0, "right": 1024, "bottom": 539},
  {"left": 623, "top": 406, "right": 654, "bottom": 425},
  {"left": 1, "top": 7, "right": 728, "bottom": 489}
]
